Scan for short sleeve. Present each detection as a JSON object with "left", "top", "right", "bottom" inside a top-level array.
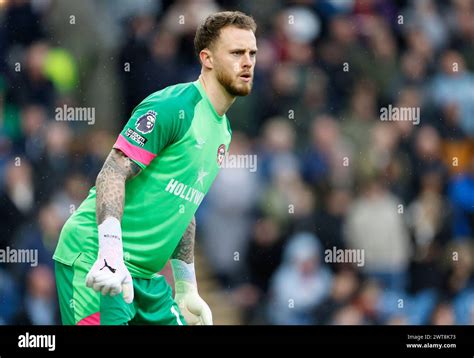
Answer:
[{"left": 113, "top": 96, "right": 176, "bottom": 169}]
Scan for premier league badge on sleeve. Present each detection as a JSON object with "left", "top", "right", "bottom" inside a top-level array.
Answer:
[{"left": 136, "top": 110, "right": 157, "bottom": 134}]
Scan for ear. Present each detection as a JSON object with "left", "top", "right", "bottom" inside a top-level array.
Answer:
[{"left": 199, "top": 49, "right": 213, "bottom": 70}]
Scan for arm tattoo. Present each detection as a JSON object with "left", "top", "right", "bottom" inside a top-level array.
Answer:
[
  {"left": 96, "top": 148, "right": 141, "bottom": 224},
  {"left": 171, "top": 216, "right": 195, "bottom": 264}
]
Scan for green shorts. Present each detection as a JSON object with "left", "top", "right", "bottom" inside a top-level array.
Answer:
[{"left": 55, "top": 254, "right": 185, "bottom": 325}]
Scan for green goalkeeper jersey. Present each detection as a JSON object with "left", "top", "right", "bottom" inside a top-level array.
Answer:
[{"left": 53, "top": 80, "right": 232, "bottom": 278}]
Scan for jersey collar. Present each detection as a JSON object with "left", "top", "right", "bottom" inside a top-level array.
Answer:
[{"left": 193, "top": 79, "right": 225, "bottom": 121}]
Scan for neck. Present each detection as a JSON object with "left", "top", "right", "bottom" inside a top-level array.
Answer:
[{"left": 199, "top": 73, "right": 235, "bottom": 116}]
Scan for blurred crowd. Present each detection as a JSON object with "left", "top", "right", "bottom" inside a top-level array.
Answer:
[{"left": 1, "top": 0, "right": 474, "bottom": 325}]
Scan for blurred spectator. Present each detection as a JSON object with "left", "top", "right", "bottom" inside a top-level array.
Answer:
[
  {"left": 453, "top": 287, "right": 474, "bottom": 325},
  {"left": 330, "top": 304, "right": 365, "bottom": 325},
  {"left": 341, "top": 80, "right": 378, "bottom": 154},
  {"left": 431, "top": 50, "right": 474, "bottom": 136},
  {"left": 232, "top": 215, "right": 285, "bottom": 324},
  {"left": 448, "top": 0, "right": 474, "bottom": 70},
  {"left": 13, "top": 265, "right": 58, "bottom": 325},
  {"left": 313, "top": 269, "right": 359, "bottom": 324},
  {"left": 118, "top": 14, "right": 157, "bottom": 118},
  {"left": 302, "top": 114, "right": 354, "bottom": 191},
  {"left": 161, "top": 0, "right": 220, "bottom": 69},
  {"left": 8, "top": 42, "right": 56, "bottom": 108},
  {"left": 352, "top": 279, "right": 383, "bottom": 324},
  {"left": 258, "top": 64, "right": 302, "bottom": 125},
  {"left": 443, "top": 242, "right": 473, "bottom": 297},
  {"left": 411, "top": 125, "right": 448, "bottom": 200},
  {"left": 354, "top": 122, "right": 402, "bottom": 191},
  {"left": 34, "top": 121, "right": 73, "bottom": 203},
  {"left": 0, "top": 158, "right": 34, "bottom": 250},
  {"left": 448, "top": 157, "right": 474, "bottom": 240},
  {"left": 313, "top": 187, "right": 352, "bottom": 260},
  {"left": 72, "top": 130, "right": 114, "bottom": 183},
  {"left": 406, "top": 167, "right": 451, "bottom": 293},
  {"left": 404, "top": 26, "right": 435, "bottom": 66},
  {"left": 3, "top": 0, "right": 45, "bottom": 49},
  {"left": 43, "top": 47, "right": 79, "bottom": 95},
  {"left": 258, "top": 117, "right": 299, "bottom": 182},
  {"left": 13, "top": 204, "right": 64, "bottom": 277},
  {"left": 439, "top": 102, "right": 472, "bottom": 176},
  {"left": 0, "top": 268, "right": 20, "bottom": 324},
  {"left": 245, "top": 216, "right": 284, "bottom": 295},
  {"left": 266, "top": 232, "right": 332, "bottom": 324},
  {"left": 259, "top": 166, "right": 306, "bottom": 232},
  {"left": 390, "top": 51, "right": 429, "bottom": 97},
  {"left": 293, "top": 68, "right": 329, "bottom": 142},
  {"left": 344, "top": 177, "right": 411, "bottom": 292},
  {"left": 383, "top": 89, "right": 422, "bottom": 201},
  {"left": 119, "top": 28, "right": 184, "bottom": 121},
  {"left": 51, "top": 172, "right": 91, "bottom": 223},
  {"left": 162, "top": 0, "right": 220, "bottom": 36},
  {"left": 429, "top": 301, "right": 455, "bottom": 325},
  {"left": 317, "top": 19, "right": 358, "bottom": 114},
  {"left": 352, "top": 17, "right": 399, "bottom": 102},
  {"left": 404, "top": 0, "right": 448, "bottom": 51},
  {"left": 17, "top": 104, "right": 48, "bottom": 163}
]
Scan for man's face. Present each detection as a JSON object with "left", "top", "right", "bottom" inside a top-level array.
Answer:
[{"left": 210, "top": 26, "right": 257, "bottom": 96}]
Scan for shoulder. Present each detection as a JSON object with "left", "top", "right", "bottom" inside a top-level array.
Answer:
[
  {"left": 141, "top": 82, "right": 203, "bottom": 116},
  {"left": 135, "top": 82, "right": 202, "bottom": 142}
]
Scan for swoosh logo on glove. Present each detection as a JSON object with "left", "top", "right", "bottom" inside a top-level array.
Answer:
[{"left": 99, "top": 259, "right": 117, "bottom": 273}]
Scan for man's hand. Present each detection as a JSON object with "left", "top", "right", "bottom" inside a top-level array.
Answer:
[
  {"left": 174, "top": 281, "right": 212, "bottom": 325},
  {"left": 85, "top": 217, "right": 134, "bottom": 303},
  {"left": 171, "top": 217, "right": 212, "bottom": 325}
]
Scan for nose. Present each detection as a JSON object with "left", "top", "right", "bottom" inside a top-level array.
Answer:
[{"left": 241, "top": 52, "right": 253, "bottom": 69}]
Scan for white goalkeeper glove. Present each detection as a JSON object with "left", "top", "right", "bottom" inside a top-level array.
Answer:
[
  {"left": 85, "top": 217, "right": 134, "bottom": 304},
  {"left": 171, "top": 259, "right": 212, "bottom": 325}
]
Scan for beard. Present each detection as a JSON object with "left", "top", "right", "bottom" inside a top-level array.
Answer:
[{"left": 215, "top": 65, "right": 253, "bottom": 97}]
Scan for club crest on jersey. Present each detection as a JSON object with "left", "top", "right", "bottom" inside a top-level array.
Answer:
[
  {"left": 136, "top": 110, "right": 156, "bottom": 134},
  {"left": 217, "top": 144, "right": 226, "bottom": 166}
]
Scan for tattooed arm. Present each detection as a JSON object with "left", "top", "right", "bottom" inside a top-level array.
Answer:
[
  {"left": 95, "top": 148, "right": 141, "bottom": 224},
  {"left": 85, "top": 148, "right": 141, "bottom": 303},
  {"left": 171, "top": 216, "right": 196, "bottom": 263}
]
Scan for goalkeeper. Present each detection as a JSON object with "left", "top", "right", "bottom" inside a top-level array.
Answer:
[{"left": 53, "top": 11, "right": 257, "bottom": 325}]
